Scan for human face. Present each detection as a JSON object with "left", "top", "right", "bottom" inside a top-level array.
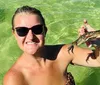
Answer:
[{"left": 13, "top": 13, "right": 45, "bottom": 55}]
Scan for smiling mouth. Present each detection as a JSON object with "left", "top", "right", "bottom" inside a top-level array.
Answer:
[{"left": 26, "top": 41, "right": 36, "bottom": 45}]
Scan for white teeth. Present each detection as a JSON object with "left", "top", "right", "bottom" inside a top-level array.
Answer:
[{"left": 26, "top": 42, "right": 35, "bottom": 44}]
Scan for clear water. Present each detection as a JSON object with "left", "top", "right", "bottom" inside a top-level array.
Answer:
[{"left": 0, "top": 0, "right": 100, "bottom": 85}]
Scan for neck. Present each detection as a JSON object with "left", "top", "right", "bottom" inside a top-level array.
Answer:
[{"left": 20, "top": 51, "right": 45, "bottom": 67}]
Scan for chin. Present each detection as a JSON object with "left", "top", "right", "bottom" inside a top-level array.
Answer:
[
  {"left": 22, "top": 44, "right": 43, "bottom": 55},
  {"left": 25, "top": 49, "right": 38, "bottom": 55}
]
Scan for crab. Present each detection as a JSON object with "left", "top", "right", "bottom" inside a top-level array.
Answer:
[{"left": 68, "top": 30, "right": 100, "bottom": 54}]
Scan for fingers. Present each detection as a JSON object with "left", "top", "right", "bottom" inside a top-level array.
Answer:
[
  {"left": 78, "top": 25, "right": 87, "bottom": 36},
  {"left": 78, "top": 19, "right": 95, "bottom": 36},
  {"left": 84, "top": 19, "right": 88, "bottom": 25},
  {"left": 83, "top": 19, "right": 95, "bottom": 31}
]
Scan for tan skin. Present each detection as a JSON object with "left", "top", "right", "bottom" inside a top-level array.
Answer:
[{"left": 3, "top": 13, "right": 100, "bottom": 85}]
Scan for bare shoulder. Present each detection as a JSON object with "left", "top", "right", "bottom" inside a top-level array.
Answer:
[
  {"left": 61, "top": 44, "right": 74, "bottom": 56},
  {"left": 3, "top": 68, "right": 27, "bottom": 85},
  {"left": 56, "top": 44, "right": 74, "bottom": 63}
]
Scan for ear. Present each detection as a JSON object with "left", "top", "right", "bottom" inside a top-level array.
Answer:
[
  {"left": 12, "top": 29, "right": 15, "bottom": 35},
  {"left": 12, "top": 29, "right": 17, "bottom": 39}
]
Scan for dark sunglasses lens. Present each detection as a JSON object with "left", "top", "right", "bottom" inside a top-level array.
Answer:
[
  {"left": 16, "top": 27, "right": 28, "bottom": 36},
  {"left": 32, "top": 25, "right": 43, "bottom": 34}
]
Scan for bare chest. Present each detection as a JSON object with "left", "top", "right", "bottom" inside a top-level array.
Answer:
[{"left": 22, "top": 64, "right": 65, "bottom": 85}]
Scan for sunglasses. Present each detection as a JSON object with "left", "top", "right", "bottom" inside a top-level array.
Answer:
[{"left": 15, "top": 24, "right": 44, "bottom": 37}]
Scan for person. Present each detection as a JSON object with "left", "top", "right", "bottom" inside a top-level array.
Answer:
[{"left": 3, "top": 6, "right": 100, "bottom": 85}]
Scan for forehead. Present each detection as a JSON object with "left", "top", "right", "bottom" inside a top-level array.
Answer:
[{"left": 14, "top": 13, "right": 41, "bottom": 28}]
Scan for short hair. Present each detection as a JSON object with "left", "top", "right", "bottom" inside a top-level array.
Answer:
[{"left": 12, "top": 5, "right": 47, "bottom": 34}]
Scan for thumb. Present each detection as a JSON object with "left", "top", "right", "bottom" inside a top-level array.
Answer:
[{"left": 84, "top": 19, "right": 88, "bottom": 25}]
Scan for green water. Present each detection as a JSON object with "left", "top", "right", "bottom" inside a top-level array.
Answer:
[{"left": 0, "top": 0, "right": 100, "bottom": 85}]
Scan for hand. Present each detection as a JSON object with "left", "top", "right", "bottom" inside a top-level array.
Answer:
[
  {"left": 78, "top": 19, "right": 95, "bottom": 36},
  {"left": 78, "top": 19, "right": 96, "bottom": 47},
  {"left": 78, "top": 19, "right": 88, "bottom": 36},
  {"left": 78, "top": 25, "right": 87, "bottom": 36}
]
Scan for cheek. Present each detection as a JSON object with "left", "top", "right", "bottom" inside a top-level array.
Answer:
[
  {"left": 15, "top": 36, "right": 25, "bottom": 47},
  {"left": 38, "top": 35, "right": 45, "bottom": 43},
  {"left": 40, "top": 35, "right": 45, "bottom": 41},
  {"left": 40, "top": 35, "right": 44, "bottom": 40}
]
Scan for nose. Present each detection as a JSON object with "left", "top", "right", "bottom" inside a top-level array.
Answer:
[{"left": 26, "top": 30, "right": 34, "bottom": 40}]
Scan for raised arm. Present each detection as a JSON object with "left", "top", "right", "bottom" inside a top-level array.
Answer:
[{"left": 66, "top": 44, "right": 100, "bottom": 67}]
